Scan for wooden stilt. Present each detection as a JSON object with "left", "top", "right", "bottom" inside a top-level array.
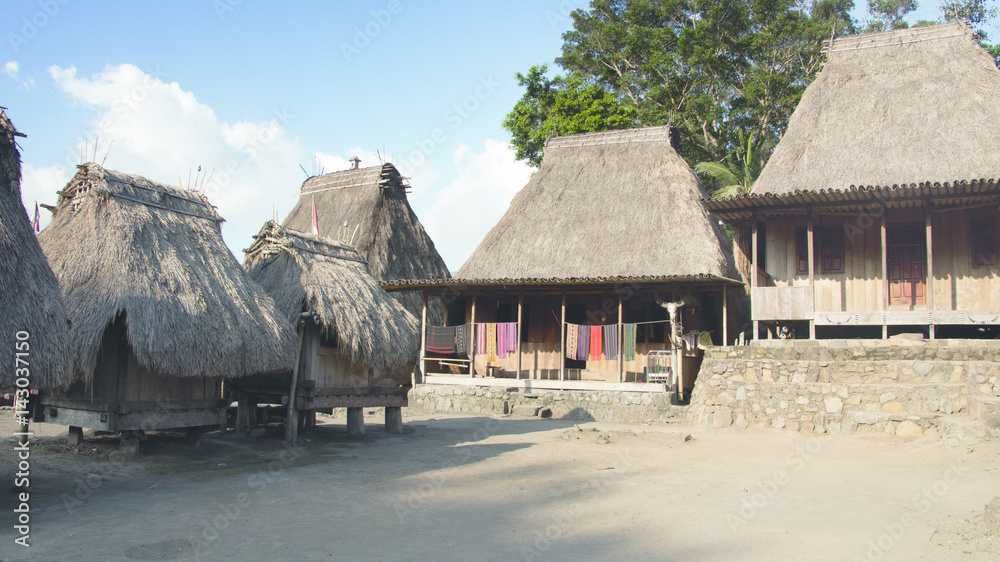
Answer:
[
  {"left": 385, "top": 407, "right": 403, "bottom": 434},
  {"left": 751, "top": 213, "right": 758, "bottom": 342},
  {"left": 235, "top": 392, "right": 248, "bottom": 432},
  {"left": 420, "top": 291, "right": 428, "bottom": 381},
  {"left": 560, "top": 293, "right": 567, "bottom": 382},
  {"left": 346, "top": 407, "right": 365, "bottom": 435},
  {"left": 617, "top": 295, "right": 624, "bottom": 383},
  {"left": 469, "top": 295, "right": 477, "bottom": 377},
  {"left": 285, "top": 322, "right": 305, "bottom": 445},
  {"left": 516, "top": 294, "right": 523, "bottom": 380},
  {"left": 722, "top": 287, "right": 728, "bottom": 346},
  {"left": 881, "top": 205, "right": 889, "bottom": 339}
]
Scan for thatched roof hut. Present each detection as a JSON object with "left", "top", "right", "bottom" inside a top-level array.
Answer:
[
  {"left": 456, "top": 126, "right": 738, "bottom": 281},
  {"left": 282, "top": 162, "right": 450, "bottom": 319},
  {"left": 0, "top": 109, "right": 70, "bottom": 390},
  {"left": 753, "top": 21, "right": 1000, "bottom": 196},
  {"left": 38, "top": 163, "right": 296, "bottom": 383},
  {"left": 244, "top": 221, "right": 418, "bottom": 371}
]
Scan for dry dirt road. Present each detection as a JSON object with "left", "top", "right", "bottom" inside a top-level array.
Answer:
[{"left": 1, "top": 409, "right": 998, "bottom": 561}]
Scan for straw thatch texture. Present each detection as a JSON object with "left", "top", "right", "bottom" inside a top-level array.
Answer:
[
  {"left": 457, "top": 126, "right": 738, "bottom": 281},
  {"left": 38, "top": 163, "right": 296, "bottom": 383},
  {"left": 245, "top": 222, "right": 418, "bottom": 371},
  {"left": 282, "top": 163, "right": 450, "bottom": 320},
  {"left": 0, "top": 109, "right": 70, "bottom": 390},
  {"left": 754, "top": 22, "right": 1000, "bottom": 196}
]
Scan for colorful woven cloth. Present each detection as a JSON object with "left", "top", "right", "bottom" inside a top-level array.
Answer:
[
  {"left": 486, "top": 323, "right": 497, "bottom": 362},
  {"left": 565, "top": 323, "right": 578, "bottom": 359},
  {"left": 590, "top": 325, "right": 602, "bottom": 361},
  {"left": 603, "top": 324, "right": 618, "bottom": 360},
  {"left": 426, "top": 326, "right": 456, "bottom": 354},
  {"left": 454, "top": 324, "right": 470, "bottom": 357},
  {"left": 577, "top": 325, "right": 590, "bottom": 361},
  {"left": 623, "top": 323, "right": 637, "bottom": 361}
]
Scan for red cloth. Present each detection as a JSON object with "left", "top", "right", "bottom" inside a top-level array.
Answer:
[{"left": 590, "top": 325, "right": 602, "bottom": 361}]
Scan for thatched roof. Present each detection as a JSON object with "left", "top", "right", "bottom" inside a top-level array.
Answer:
[
  {"left": 282, "top": 162, "right": 450, "bottom": 319},
  {"left": 244, "top": 222, "right": 418, "bottom": 370},
  {"left": 754, "top": 21, "right": 1000, "bottom": 196},
  {"left": 38, "top": 163, "right": 297, "bottom": 382},
  {"left": 0, "top": 109, "right": 71, "bottom": 390},
  {"left": 455, "top": 126, "right": 738, "bottom": 283}
]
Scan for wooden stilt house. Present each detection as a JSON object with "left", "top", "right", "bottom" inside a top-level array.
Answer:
[
  {"left": 282, "top": 158, "right": 451, "bottom": 324},
  {"left": 702, "top": 22, "right": 1000, "bottom": 340},
  {"left": 241, "top": 222, "right": 418, "bottom": 438},
  {"left": 1, "top": 109, "right": 70, "bottom": 435},
  {"left": 384, "top": 126, "right": 744, "bottom": 402},
  {"left": 34, "top": 163, "right": 297, "bottom": 445}
]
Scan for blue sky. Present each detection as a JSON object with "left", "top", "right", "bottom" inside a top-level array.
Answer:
[{"left": 2, "top": 0, "right": 992, "bottom": 272}]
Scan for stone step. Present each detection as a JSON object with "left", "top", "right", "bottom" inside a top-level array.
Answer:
[
  {"left": 940, "top": 415, "right": 996, "bottom": 445},
  {"left": 703, "top": 345, "right": 1000, "bottom": 363},
  {"left": 969, "top": 396, "right": 1000, "bottom": 424}
]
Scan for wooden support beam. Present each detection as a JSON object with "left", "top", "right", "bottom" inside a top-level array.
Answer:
[
  {"left": 285, "top": 324, "right": 305, "bottom": 445},
  {"left": 560, "top": 293, "right": 566, "bottom": 382},
  {"left": 235, "top": 392, "right": 248, "bottom": 432},
  {"left": 926, "top": 205, "right": 935, "bottom": 339},
  {"left": 881, "top": 205, "right": 889, "bottom": 339},
  {"left": 751, "top": 212, "right": 759, "bottom": 341},
  {"left": 807, "top": 206, "right": 816, "bottom": 339},
  {"left": 346, "top": 407, "right": 365, "bottom": 435},
  {"left": 469, "top": 295, "right": 477, "bottom": 377},
  {"left": 384, "top": 407, "right": 403, "bottom": 434},
  {"left": 722, "top": 287, "right": 728, "bottom": 346},
  {"left": 617, "top": 295, "right": 624, "bottom": 383},
  {"left": 420, "top": 291, "right": 428, "bottom": 382},
  {"left": 516, "top": 294, "right": 523, "bottom": 380}
]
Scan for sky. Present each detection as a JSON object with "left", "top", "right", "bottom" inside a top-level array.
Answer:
[{"left": 2, "top": 0, "right": 991, "bottom": 273}]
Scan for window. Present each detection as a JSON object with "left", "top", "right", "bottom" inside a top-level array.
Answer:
[
  {"left": 820, "top": 226, "right": 844, "bottom": 273},
  {"left": 795, "top": 226, "right": 808, "bottom": 274},
  {"left": 972, "top": 217, "right": 997, "bottom": 268}
]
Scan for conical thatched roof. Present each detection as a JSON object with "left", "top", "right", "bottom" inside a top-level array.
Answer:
[
  {"left": 282, "top": 162, "right": 450, "bottom": 319},
  {"left": 754, "top": 21, "right": 1000, "bottom": 196},
  {"left": 456, "top": 126, "right": 738, "bottom": 282},
  {"left": 0, "top": 109, "right": 71, "bottom": 390},
  {"left": 244, "top": 222, "right": 418, "bottom": 371},
  {"left": 38, "top": 163, "right": 297, "bottom": 382}
]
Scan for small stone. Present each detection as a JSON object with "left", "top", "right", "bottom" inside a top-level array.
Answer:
[
  {"left": 913, "top": 362, "right": 933, "bottom": 376},
  {"left": 796, "top": 396, "right": 810, "bottom": 405},
  {"left": 713, "top": 407, "right": 733, "bottom": 428},
  {"left": 854, "top": 411, "right": 880, "bottom": 425},
  {"left": 736, "top": 387, "right": 747, "bottom": 401},
  {"left": 883, "top": 402, "right": 905, "bottom": 413},
  {"left": 896, "top": 420, "right": 923, "bottom": 439},
  {"left": 879, "top": 393, "right": 896, "bottom": 403},
  {"left": 772, "top": 418, "right": 786, "bottom": 429},
  {"left": 824, "top": 396, "right": 844, "bottom": 414}
]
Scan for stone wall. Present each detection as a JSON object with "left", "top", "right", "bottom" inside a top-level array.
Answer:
[
  {"left": 688, "top": 338, "right": 1000, "bottom": 439},
  {"left": 406, "top": 384, "right": 685, "bottom": 424}
]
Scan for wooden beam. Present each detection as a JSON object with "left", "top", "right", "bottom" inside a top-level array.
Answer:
[
  {"left": 516, "top": 294, "right": 523, "bottom": 380},
  {"left": 469, "top": 295, "right": 476, "bottom": 376},
  {"left": 722, "top": 287, "right": 728, "bottom": 346},
  {"left": 751, "top": 211, "right": 758, "bottom": 341},
  {"left": 926, "top": 205, "right": 935, "bottom": 339},
  {"left": 807, "top": 206, "right": 816, "bottom": 339},
  {"left": 560, "top": 293, "right": 566, "bottom": 382},
  {"left": 420, "top": 291, "right": 428, "bottom": 382},
  {"left": 881, "top": 205, "right": 889, "bottom": 339},
  {"left": 617, "top": 295, "right": 624, "bottom": 383},
  {"left": 284, "top": 323, "right": 305, "bottom": 445}
]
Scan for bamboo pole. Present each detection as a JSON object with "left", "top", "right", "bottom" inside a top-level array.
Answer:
[
  {"left": 470, "top": 295, "right": 477, "bottom": 377},
  {"left": 516, "top": 294, "right": 523, "bottom": 380},
  {"left": 617, "top": 295, "right": 624, "bottom": 383},
  {"left": 560, "top": 293, "right": 566, "bottom": 382},
  {"left": 420, "top": 291, "right": 428, "bottom": 381},
  {"left": 881, "top": 206, "right": 889, "bottom": 339},
  {"left": 751, "top": 213, "right": 759, "bottom": 341}
]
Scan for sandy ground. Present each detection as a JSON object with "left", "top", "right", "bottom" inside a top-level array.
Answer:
[{"left": 1, "top": 407, "right": 998, "bottom": 561}]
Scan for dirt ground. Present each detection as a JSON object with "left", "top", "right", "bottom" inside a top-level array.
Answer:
[{"left": 1, "top": 406, "right": 999, "bottom": 561}]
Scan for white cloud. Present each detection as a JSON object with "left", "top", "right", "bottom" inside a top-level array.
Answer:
[
  {"left": 3, "top": 60, "right": 36, "bottom": 91},
  {"left": 418, "top": 139, "right": 533, "bottom": 272},
  {"left": 28, "top": 63, "right": 307, "bottom": 257}
]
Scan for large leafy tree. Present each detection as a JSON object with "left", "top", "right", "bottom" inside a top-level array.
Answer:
[
  {"left": 504, "top": 0, "right": 855, "bottom": 169},
  {"left": 865, "top": 0, "right": 918, "bottom": 32}
]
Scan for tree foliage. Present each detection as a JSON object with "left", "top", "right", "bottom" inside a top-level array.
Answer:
[{"left": 865, "top": 0, "right": 918, "bottom": 32}]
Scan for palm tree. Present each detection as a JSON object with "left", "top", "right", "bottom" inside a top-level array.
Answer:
[{"left": 695, "top": 131, "right": 763, "bottom": 198}]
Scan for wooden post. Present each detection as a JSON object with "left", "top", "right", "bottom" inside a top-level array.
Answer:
[
  {"left": 926, "top": 204, "right": 935, "bottom": 339},
  {"left": 881, "top": 206, "right": 889, "bottom": 339},
  {"left": 560, "top": 293, "right": 566, "bottom": 382},
  {"left": 617, "top": 295, "right": 624, "bottom": 383},
  {"left": 807, "top": 207, "right": 816, "bottom": 340},
  {"left": 469, "top": 295, "right": 477, "bottom": 377},
  {"left": 285, "top": 323, "right": 306, "bottom": 445},
  {"left": 751, "top": 214, "right": 759, "bottom": 341},
  {"left": 516, "top": 294, "right": 523, "bottom": 380},
  {"left": 721, "top": 287, "right": 729, "bottom": 346},
  {"left": 385, "top": 407, "right": 403, "bottom": 434},
  {"left": 346, "top": 407, "right": 365, "bottom": 435},
  {"left": 420, "top": 291, "right": 428, "bottom": 381},
  {"left": 235, "top": 392, "right": 248, "bottom": 432},
  {"left": 670, "top": 305, "right": 682, "bottom": 403}
]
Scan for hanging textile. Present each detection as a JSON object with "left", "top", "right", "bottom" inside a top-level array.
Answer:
[
  {"left": 577, "top": 325, "right": 590, "bottom": 361},
  {"left": 682, "top": 331, "right": 698, "bottom": 351},
  {"left": 565, "top": 323, "right": 578, "bottom": 360},
  {"left": 476, "top": 323, "right": 487, "bottom": 355},
  {"left": 590, "top": 325, "right": 602, "bottom": 361},
  {"left": 623, "top": 323, "right": 637, "bottom": 362},
  {"left": 486, "top": 323, "right": 497, "bottom": 362},
  {"left": 500, "top": 322, "right": 517, "bottom": 357},
  {"left": 602, "top": 324, "right": 618, "bottom": 361},
  {"left": 426, "top": 326, "right": 457, "bottom": 354},
  {"left": 454, "top": 324, "right": 470, "bottom": 357}
]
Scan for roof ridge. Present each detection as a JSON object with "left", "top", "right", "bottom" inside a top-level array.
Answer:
[{"left": 825, "top": 21, "right": 968, "bottom": 54}]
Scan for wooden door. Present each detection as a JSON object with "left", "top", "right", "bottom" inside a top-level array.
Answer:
[{"left": 888, "top": 223, "right": 926, "bottom": 306}]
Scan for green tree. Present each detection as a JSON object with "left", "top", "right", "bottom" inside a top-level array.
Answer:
[
  {"left": 694, "top": 131, "right": 764, "bottom": 197},
  {"left": 942, "top": 0, "right": 1000, "bottom": 64},
  {"left": 865, "top": 0, "right": 918, "bottom": 32}
]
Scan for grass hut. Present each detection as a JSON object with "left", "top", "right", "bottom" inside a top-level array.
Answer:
[
  {"left": 702, "top": 22, "right": 1000, "bottom": 340},
  {"left": 282, "top": 159, "right": 451, "bottom": 323},
  {"left": 242, "top": 222, "right": 418, "bottom": 437},
  {"left": 0, "top": 108, "right": 70, "bottom": 443},
  {"left": 385, "top": 126, "right": 744, "bottom": 403},
  {"left": 34, "top": 163, "right": 297, "bottom": 445}
]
